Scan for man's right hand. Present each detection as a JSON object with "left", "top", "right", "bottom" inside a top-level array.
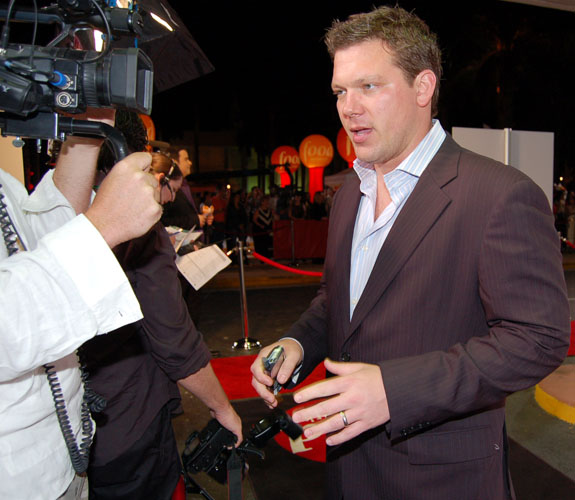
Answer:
[
  {"left": 211, "top": 405, "right": 243, "bottom": 447},
  {"left": 250, "top": 339, "right": 303, "bottom": 408},
  {"left": 85, "top": 152, "right": 161, "bottom": 248}
]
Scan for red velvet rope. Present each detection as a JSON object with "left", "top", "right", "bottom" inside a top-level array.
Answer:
[
  {"left": 251, "top": 251, "right": 323, "bottom": 277},
  {"left": 255, "top": 236, "right": 573, "bottom": 278},
  {"left": 562, "top": 237, "right": 575, "bottom": 249}
]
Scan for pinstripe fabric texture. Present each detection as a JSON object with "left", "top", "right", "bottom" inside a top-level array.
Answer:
[
  {"left": 287, "top": 134, "right": 570, "bottom": 500},
  {"left": 350, "top": 120, "right": 446, "bottom": 319}
]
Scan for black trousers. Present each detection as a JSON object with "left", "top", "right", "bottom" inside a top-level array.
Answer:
[{"left": 88, "top": 404, "right": 181, "bottom": 500}]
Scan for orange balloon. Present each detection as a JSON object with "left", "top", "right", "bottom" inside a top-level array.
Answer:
[
  {"left": 139, "top": 114, "right": 156, "bottom": 142},
  {"left": 274, "top": 167, "right": 292, "bottom": 187},
  {"left": 271, "top": 145, "right": 300, "bottom": 173},
  {"left": 336, "top": 127, "right": 356, "bottom": 163},
  {"left": 299, "top": 135, "right": 333, "bottom": 168}
]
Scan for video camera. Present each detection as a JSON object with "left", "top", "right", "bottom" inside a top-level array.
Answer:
[
  {"left": 0, "top": 44, "right": 153, "bottom": 116},
  {"left": 0, "top": 1, "right": 155, "bottom": 158},
  {"left": 182, "top": 408, "right": 303, "bottom": 498}
]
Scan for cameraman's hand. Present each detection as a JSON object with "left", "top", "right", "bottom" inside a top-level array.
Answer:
[
  {"left": 85, "top": 152, "right": 161, "bottom": 248},
  {"left": 250, "top": 339, "right": 303, "bottom": 408},
  {"left": 211, "top": 405, "right": 243, "bottom": 447}
]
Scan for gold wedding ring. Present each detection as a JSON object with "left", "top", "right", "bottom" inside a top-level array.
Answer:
[{"left": 340, "top": 410, "right": 349, "bottom": 427}]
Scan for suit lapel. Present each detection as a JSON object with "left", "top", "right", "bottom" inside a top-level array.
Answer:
[
  {"left": 347, "top": 136, "right": 461, "bottom": 336},
  {"left": 331, "top": 175, "right": 362, "bottom": 330}
]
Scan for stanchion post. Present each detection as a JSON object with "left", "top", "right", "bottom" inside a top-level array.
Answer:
[
  {"left": 232, "top": 238, "right": 261, "bottom": 350},
  {"left": 290, "top": 219, "right": 296, "bottom": 265}
]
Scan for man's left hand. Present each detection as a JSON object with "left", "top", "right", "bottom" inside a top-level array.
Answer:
[{"left": 292, "top": 359, "right": 390, "bottom": 446}]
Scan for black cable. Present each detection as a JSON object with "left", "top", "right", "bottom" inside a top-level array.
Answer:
[
  {"left": 43, "top": 349, "right": 107, "bottom": 475},
  {"left": 5, "top": 0, "right": 112, "bottom": 78},
  {"left": 78, "top": 345, "right": 107, "bottom": 414},
  {"left": 81, "top": 0, "right": 112, "bottom": 63},
  {"left": 0, "top": 183, "right": 105, "bottom": 474},
  {"left": 44, "top": 362, "right": 93, "bottom": 474},
  {"left": 0, "top": 183, "right": 25, "bottom": 256},
  {"left": 28, "top": 0, "right": 38, "bottom": 68},
  {"left": 1, "top": 0, "right": 42, "bottom": 50},
  {"left": 0, "top": 0, "right": 17, "bottom": 49}
]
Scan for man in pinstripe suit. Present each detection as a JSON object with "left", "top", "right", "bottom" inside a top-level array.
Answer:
[{"left": 251, "top": 6, "right": 570, "bottom": 499}]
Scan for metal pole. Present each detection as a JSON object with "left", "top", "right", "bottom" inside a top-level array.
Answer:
[
  {"left": 290, "top": 220, "right": 296, "bottom": 265},
  {"left": 232, "top": 239, "right": 261, "bottom": 350}
]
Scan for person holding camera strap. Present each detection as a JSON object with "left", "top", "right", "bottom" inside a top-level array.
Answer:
[{"left": 81, "top": 119, "right": 242, "bottom": 500}]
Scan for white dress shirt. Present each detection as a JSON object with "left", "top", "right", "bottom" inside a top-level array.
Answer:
[
  {"left": 0, "top": 168, "right": 143, "bottom": 500},
  {"left": 350, "top": 120, "right": 446, "bottom": 319}
]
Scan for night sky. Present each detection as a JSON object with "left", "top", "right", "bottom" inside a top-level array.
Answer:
[
  {"left": 4, "top": 1, "right": 574, "bottom": 181},
  {"left": 150, "top": 0, "right": 575, "bottom": 180}
]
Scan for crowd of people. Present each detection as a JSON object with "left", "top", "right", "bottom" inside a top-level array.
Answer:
[
  {"left": 167, "top": 183, "right": 335, "bottom": 258},
  {"left": 553, "top": 181, "right": 575, "bottom": 245}
]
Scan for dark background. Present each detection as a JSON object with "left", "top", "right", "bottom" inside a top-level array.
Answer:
[
  {"left": 150, "top": 0, "right": 575, "bottom": 182},
  {"left": 4, "top": 1, "right": 575, "bottom": 183}
]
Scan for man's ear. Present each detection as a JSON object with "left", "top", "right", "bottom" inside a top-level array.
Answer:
[{"left": 415, "top": 70, "right": 436, "bottom": 108}]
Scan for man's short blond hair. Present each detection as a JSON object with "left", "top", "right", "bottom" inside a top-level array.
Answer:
[{"left": 325, "top": 6, "right": 442, "bottom": 117}]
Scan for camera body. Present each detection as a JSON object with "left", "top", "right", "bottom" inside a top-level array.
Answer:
[
  {"left": 0, "top": 43, "right": 153, "bottom": 117},
  {"left": 182, "top": 418, "right": 239, "bottom": 484},
  {"left": 182, "top": 408, "right": 303, "bottom": 486},
  {"left": 0, "top": 2, "right": 155, "bottom": 157}
]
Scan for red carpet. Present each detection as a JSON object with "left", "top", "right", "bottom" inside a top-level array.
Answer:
[
  {"left": 211, "top": 355, "right": 326, "bottom": 400},
  {"left": 210, "top": 357, "right": 575, "bottom": 500}
]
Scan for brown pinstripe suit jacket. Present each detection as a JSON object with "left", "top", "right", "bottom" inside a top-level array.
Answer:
[{"left": 287, "top": 135, "right": 570, "bottom": 500}]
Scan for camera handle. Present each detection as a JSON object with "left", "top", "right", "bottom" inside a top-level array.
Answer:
[{"left": 0, "top": 111, "right": 129, "bottom": 160}]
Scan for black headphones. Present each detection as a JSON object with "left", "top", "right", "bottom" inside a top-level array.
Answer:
[{"left": 160, "top": 162, "right": 176, "bottom": 186}]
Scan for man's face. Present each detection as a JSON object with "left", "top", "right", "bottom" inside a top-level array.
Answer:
[
  {"left": 178, "top": 149, "right": 192, "bottom": 177},
  {"left": 332, "top": 39, "right": 430, "bottom": 173}
]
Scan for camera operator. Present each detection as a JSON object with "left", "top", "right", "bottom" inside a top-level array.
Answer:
[
  {"left": 82, "top": 114, "right": 242, "bottom": 500},
  {"left": 0, "top": 109, "right": 162, "bottom": 499}
]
